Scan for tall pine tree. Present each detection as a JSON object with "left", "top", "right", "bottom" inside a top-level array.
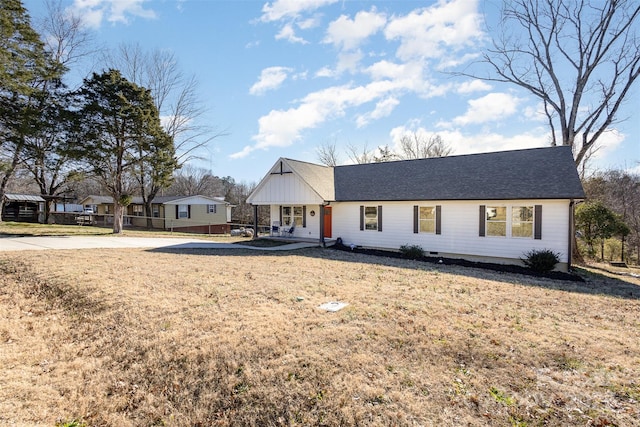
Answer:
[{"left": 72, "top": 69, "right": 175, "bottom": 233}]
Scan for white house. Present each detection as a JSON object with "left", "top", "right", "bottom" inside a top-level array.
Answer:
[{"left": 247, "top": 146, "right": 585, "bottom": 271}]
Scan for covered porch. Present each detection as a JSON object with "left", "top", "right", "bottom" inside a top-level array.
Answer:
[{"left": 247, "top": 157, "right": 336, "bottom": 248}]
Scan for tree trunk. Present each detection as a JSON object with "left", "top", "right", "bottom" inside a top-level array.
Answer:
[
  {"left": 145, "top": 202, "right": 154, "bottom": 229},
  {"left": 113, "top": 203, "right": 124, "bottom": 234}
]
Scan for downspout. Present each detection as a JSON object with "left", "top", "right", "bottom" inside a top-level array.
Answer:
[
  {"left": 319, "top": 204, "right": 325, "bottom": 247},
  {"left": 568, "top": 199, "right": 575, "bottom": 271}
]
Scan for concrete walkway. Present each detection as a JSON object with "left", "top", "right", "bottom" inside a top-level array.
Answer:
[{"left": 0, "top": 235, "right": 320, "bottom": 252}]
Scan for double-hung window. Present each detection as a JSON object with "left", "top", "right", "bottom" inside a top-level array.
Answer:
[
  {"left": 364, "top": 206, "right": 378, "bottom": 230},
  {"left": 132, "top": 205, "right": 143, "bottom": 216},
  {"left": 359, "top": 205, "right": 382, "bottom": 231},
  {"left": 207, "top": 204, "right": 217, "bottom": 214},
  {"left": 511, "top": 206, "right": 534, "bottom": 238},
  {"left": 419, "top": 206, "right": 436, "bottom": 233},
  {"left": 178, "top": 204, "right": 189, "bottom": 219},
  {"left": 486, "top": 206, "right": 507, "bottom": 237},
  {"left": 282, "top": 206, "right": 303, "bottom": 226},
  {"left": 482, "top": 205, "right": 540, "bottom": 239}
]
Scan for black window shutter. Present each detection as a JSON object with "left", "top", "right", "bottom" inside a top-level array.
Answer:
[
  {"left": 413, "top": 205, "right": 419, "bottom": 234},
  {"left": 188, "top": 205, "right": 191, "bottom": 219},
  {"left": 279, "top": 206, "right": 283, "bottom": 224},
  {"left": 360, "top": 206, "right": 364, "bottom": 231},
  {"left": 302, "top": 206, "right": 307, "bottom": 228},
  {"left": 436, "top": 205, "right": 442, "bottom": 235},
  {"left": 378, "top": 205, "right": 383, "bottom": 232},
  {"left": 175, "top": 205, "right": 179, "bottom": 219},
  {"left": 479, "top": 205, "right": 486, "bottom": 237},
  {"left": 534, "top": 205, "right": 542, "bottom": 239}
]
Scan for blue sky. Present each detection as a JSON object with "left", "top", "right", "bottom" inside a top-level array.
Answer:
[{"left": 23, "top": 0, "right": 640, "bottom": 183}]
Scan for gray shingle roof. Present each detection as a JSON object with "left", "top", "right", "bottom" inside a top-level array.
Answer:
[
  {"left": 284, "top": 158, "right": 335, "bottom": 200},
  {"left": 333, "top": 146, "right": 585, "bottom": 201}
]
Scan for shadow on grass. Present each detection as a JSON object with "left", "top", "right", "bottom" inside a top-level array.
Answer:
[{"left": 147, "top": 244, "right": 640, "bottom": 301}]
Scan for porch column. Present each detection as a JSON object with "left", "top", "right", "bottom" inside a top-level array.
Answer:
[
  {"left": 252, "top": 204, "right": 258, "bottom": 240},
  {"left": 319, "top": 204, "right": 325, "bottom": 247}
]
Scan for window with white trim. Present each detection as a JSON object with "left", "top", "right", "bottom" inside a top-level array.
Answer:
[
  {"left": 486, "top": 206, "right": 507, "bottom": 237},
  {"left": 282, "top": 206, "right": 303, "bottom": 226},
  {"left": 178, "top": 204, "right": 189, "bottom": 219},
  {"left": 484, "top": 205, "right": 536, "bottom": 238},
  {"left": 364, "top": 206, "right": 378, "bottom": 231},
  {"left": 511, "top": 206, "right": 534, "bottom": 238},
  {"left": 419, "top": 206, "right": 436, "bottom": 233},
  {"left": 207, "top": 204, "right": 217, "bottom": 214}
]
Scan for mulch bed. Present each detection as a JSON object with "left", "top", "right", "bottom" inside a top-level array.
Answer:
[{"left": 330, "top": 243, "right": 584, "bottom": 282}]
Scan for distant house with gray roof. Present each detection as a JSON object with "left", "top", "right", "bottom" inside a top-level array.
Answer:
[{"left": 247, "top": 146, "right": 585, "bottom": 271}]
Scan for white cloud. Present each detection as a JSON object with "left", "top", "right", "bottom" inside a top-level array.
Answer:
[
  {"left": 457, "top": 79, "right": 492, "bottom": 94},
  {"left": 448, "top": 92, "right": 521, "bottom": 126},
  {"left": 323, "top": 7, "right": 387, "bottom": 51},
  {"left": 70, "top": 0, "right": 157, "bottom": 28},
  {"left": 260, "top": 0, "right": 338, "bottom": 22},
  {"left": 275, "top": 23, "right": 308, "bottom": 44},
  {"left": 390, "top": 125, "right": 548, "bottom": 157},
  {"left": 356, "top": 97, "right": 400, "bottom": 128},
  {"left": 385, "top": 0, "right": 484, "bottom": 61},
  {"left": 249, "top": 66, "right": 293, "bottom": 95},
  {"left": 231, "top": 81, "right": 403, "bottom": 158}
]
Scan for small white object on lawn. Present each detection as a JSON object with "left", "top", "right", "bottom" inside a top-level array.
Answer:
[{"left": 318, "top": 301, "right": 348, "bottom": 312}]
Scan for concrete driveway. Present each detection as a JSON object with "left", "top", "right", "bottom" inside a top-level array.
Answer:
[{"left": 0, "top": 235, "right": 318, "bottom": 252}]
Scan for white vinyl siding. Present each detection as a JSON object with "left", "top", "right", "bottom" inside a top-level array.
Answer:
[{"left": 331, "top": 200, "right": 571, "bottom": 264}]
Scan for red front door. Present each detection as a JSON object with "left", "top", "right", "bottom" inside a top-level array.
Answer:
[{"left": 323, "top": 206, "right": 332, "bottom": 238}]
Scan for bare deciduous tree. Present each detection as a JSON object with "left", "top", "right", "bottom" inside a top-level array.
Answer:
[
  {"left": 397, "top": 133, "right": 452, "bottom": 160},
  {"left": 40, "top": 0, "right": 95, "bottom": 71},
  {"left": 460, "top": 0, "right": 640, "bottom": 168},
  {"left": 315, "top": 140, "right": 340, "bottom": 166},
  {"left": 167, "top": 165, "right": 223, "bottom": 197},
  {"left": 346, "top": 142, "right": 375, "bottom": 164}
]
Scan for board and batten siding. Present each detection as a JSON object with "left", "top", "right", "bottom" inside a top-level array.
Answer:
[
  {"left": 330, "top": 200, "right": 572, "bottom": 265},
  {"left": 249, "top": 173, "right": 325, "bottom": 205}
]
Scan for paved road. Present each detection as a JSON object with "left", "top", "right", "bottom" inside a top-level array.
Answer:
[{"left": 0, "top": 235, "right": 319, "bottom": 252}]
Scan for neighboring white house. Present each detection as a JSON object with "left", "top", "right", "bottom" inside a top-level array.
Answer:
[{"left": 247, "top": 146, "right": 585, "bottom": 271}]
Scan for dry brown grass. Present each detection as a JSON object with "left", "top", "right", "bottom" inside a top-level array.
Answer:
[
  {"left": 0, "top": 246, "right": 638, "bottom": 426},
  {"left": 0, "top": 222, "right": 246, "bottom": 241}
]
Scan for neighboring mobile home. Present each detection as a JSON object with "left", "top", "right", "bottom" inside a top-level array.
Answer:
[{"left": 247, "top": 146, "right": 585, "bottom": 271}]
